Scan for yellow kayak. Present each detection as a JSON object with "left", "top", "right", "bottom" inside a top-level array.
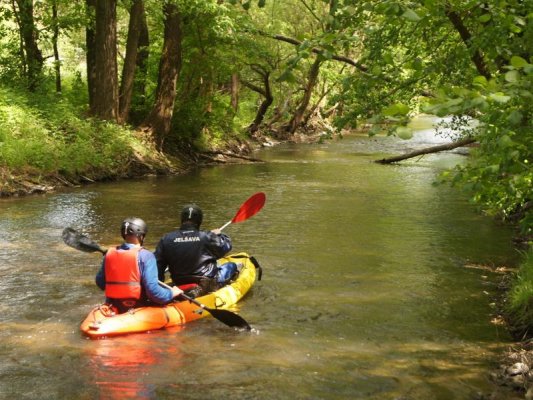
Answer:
[{"left": 80, "top": 252, "right": 259, "bottom": 338}]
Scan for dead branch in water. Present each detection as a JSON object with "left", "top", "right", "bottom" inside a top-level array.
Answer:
[{"left": 375, "top": 137, "right": 476, "bottom": 164}]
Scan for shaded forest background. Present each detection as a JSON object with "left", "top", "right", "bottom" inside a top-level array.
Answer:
[{"left": 0, "top": 0, "right": 531, "bottom": 236}]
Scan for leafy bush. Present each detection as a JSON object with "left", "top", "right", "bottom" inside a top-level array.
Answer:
[
  {"left": 0, "top": 86, "right": 149, "bottom": 181},
  {"left": 507, "top": 249, "right": 533, "bottom": 333},
  {"left": 424, "top": 56, "right": 533, "bottom": 236}
]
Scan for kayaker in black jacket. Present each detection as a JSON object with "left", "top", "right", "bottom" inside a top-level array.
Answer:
[{"left": 154, "top": 204, "right": 237, "bottom": 296}]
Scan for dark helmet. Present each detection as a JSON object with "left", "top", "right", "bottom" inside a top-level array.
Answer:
[
  {"left": 121, "top": 217, "right": 148, "bottom": 239},
  {"left": 181, "top": 204, "right": 203, "bottom": 227}
]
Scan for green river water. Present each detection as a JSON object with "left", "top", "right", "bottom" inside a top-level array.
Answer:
[{"left": 0, "top": 120, "right": 523, "bottom": 399}]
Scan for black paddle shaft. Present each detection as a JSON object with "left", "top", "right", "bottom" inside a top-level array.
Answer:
[
  {"left": 159, "top": 281, "right": 252, "bottom": 331},
  {"left": 180, "top": 292, "right": 251, "bottom": 330}
]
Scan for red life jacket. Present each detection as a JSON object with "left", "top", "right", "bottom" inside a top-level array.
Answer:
[{"left": 104, "top": 246, "right": 142, "bottom": 300}]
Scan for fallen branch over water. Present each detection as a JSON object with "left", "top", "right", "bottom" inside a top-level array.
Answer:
[{"left": 375, "top": 137, "right": 476, "bottom": 164}]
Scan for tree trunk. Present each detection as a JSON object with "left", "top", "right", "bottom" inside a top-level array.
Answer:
[
  {"left": 230, "top": 73, "right": 239, "bottom": 112},
  {"left": 243, "top": 66, "right": 273, "bottom": 133},
  {"left": 15, "top": 0, "right": 43, "bottom": 91},
  {"left": 11, "top": 0, "right": 27, "bottom": 77},
  {"left": 86, "top": 0, "right": 97, "bottom": 113},
  {"left": 285, "top": 0, "right": 337, "bottom": 135},
  {"left": 303, "top": 82, "right": 331, "bottom": 126},
  {"left": 141, "top": 3, "right": 182, "bottom": 150},
  {"left": 118, "top": 0, "right": 144, "bottom": 123},
  {"left": 286, "top": 57, "right": 321, "bottom": 134},
  {"left": 93, "top": 0, "right": 118, "bottom": 121},
  {"left": 375, "top": 138, "right": 476, "bottom": 164},
  {"left": 134, "top": 6, "right": 149, "bottom": 105},
  {"left": 52, "top": 1, "right": 61, "bottom": 93},
  {"left": 267, "top": 93, "right": 293, "bottom": 128}
]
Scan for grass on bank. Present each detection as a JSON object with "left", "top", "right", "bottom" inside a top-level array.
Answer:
[
  {"left": 507, "top": 249, "right": 533, "bottom": 336},
  {"left": 0, "top": 85, "right": 175, "bottom": 194}
]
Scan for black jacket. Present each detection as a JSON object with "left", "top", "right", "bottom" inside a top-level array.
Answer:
[{"left": 154, "top": 224, "right": 232, "bottom": 283}]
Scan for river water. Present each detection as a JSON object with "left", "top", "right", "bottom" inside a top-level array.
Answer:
[{"left": 0, "top": 121, "right": 522, "bottom": 399}]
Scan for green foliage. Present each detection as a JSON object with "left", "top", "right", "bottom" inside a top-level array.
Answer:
[
  {"left": 424, "top": 55, "right": 532, "bottom": 235},
  {"left": 0, "top": 0, "right": 530, "bottom": 238},
  {"left": 227, "top": 0, "right": 266, "bottom": 10},
  {"left": 507, "top": 249, "right": 533, "bottom": 332},
  {"left": 0, "top": 86, "right": 149, "bottom": 180}
]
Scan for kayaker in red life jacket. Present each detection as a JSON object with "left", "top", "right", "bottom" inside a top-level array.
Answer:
[
  {"left": 95, "top": 217, "right": 183, "bottom": 314},
  {"left": 154, "top": 204, "right": 237, "bottom": 297}
]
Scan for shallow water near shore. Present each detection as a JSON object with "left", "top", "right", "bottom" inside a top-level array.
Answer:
[{"left": 0, "top": 122, "right": 523, "bottom": 399}]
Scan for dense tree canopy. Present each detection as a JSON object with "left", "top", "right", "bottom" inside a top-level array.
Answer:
[{"left": 0, "top": 0, "right": 531, "bottom": 234}]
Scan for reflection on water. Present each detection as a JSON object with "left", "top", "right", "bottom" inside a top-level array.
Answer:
[
  {"left": 86, "top": 328, "right": 185, "bottom": 400},
  {"left": 0, "top": 128, "right": 522, "bottom": 399}
]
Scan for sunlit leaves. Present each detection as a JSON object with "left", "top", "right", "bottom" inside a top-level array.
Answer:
[
  {"left": 511, "top": 56, "right": 529, "bottom": 69},
  {"left": 478, "top": 14, "right": 491, "bottom": 23},
  {"left": 395, "top": 126, "right": 413, "bottom": 139},
  {"left": 402, "top": 9, "right": 421, "bottom": 22},
  {"left": 227, "top": 0, "right": 266, "bottom": 9},
  {"left": 383, "top": 102, "right": 410, "bottom": 117},
  {"left": 505, "top": 70, "right": 520, "bottom": 83},
  {"left": 489, "top": 93, "right": 511, "bottom": 103},
  {"left": 507, "top": 110, "right": 523, "bottom": 125},
  {"left": 277, "top": 69, "right": 297, "bottom": 83},
  {"left": 473, "top": 75, "right": 488, "bottom": 88}
]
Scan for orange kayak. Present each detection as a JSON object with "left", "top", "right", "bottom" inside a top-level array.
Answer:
[{"left": 80, "top": 252, "right": 258, "bottom": 338}]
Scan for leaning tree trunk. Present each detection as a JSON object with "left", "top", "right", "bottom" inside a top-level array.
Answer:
[
  {"left": 284, "top": 0, "right": 338, "bottom": 135},
  {"left": 118, "top": 0, "right": 144, "bottom": 123},
  {"left": 15, "top": 0, "right": 43, "bottom": 91},
  {"left": 93, "top": 0, "right": 119, "bottom": 121},
  {"left": 141, "top": 3, "right": 182, "bottom": 150},
  {"left": 286, "top": 57, "right": 322, "bottom": 134}
]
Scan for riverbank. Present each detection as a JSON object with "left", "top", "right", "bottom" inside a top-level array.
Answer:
[
  {"left": 489, "top": 249, "right": 533, "bottom": 399},
  {"left": 0, "top": 132, "right": 269, "bottom": 198},
  {"left": 0, "top": 105, "right": 329, "bottom": 198}
]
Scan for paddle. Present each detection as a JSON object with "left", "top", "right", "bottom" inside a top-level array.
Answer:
[
  {"left": 61, "top": 227, "right": 252, "bottom": 330},
  {"left": 62, "top": 227, "right": 107, "bottom": 255},
  {"left": 219, "top": 192, "right": 266, "bottom": 231}
]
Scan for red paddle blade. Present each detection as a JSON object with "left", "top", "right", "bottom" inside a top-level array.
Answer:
[{"left": 231, "top": 192, "right": 266, "bottom": 223}]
